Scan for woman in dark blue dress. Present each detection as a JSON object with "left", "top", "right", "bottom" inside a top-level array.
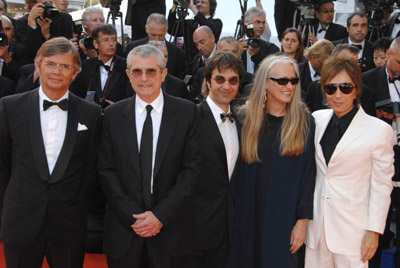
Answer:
[{"left": 228, "top": 54, "right": 316, "bottom": 268}]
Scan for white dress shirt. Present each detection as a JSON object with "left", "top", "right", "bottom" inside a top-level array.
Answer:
[
  {"left": 348, "top": 38, "right": 365, "bottom": 60},
  {"left": 135, "top": 91, "right": 164, "bottom": 192},
  {"left": 100, "top": 58, "right": 112, "bottom": 90},
  {"left": 308, "top": 61, "right": 320, "bottom": 82},
  {"left": 39, "top": 86, "right": 68, "bottom": 174},
  {"left": 206, "top": 97, "right": 239, "bottom": 179},
  {"left": 316, "top": 23, "right": 329, "bottom": 40}
]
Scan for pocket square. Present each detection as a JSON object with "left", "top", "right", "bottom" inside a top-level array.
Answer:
[{"left": 77, "top": 123, "right": 88, "bottom": 131}]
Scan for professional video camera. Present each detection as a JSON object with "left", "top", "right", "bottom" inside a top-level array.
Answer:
[
  {"left": 100, "top": 0, "right": 121, "bottom": 8},
  {"left": 173, "top": 0, "right": 197, "bottom": 9},
  {"left": 244, "top": 23, "right": 261, "bottom": 48},
  {"left": 42, "top": 2, "right": 60, "bottom": 21},
  {"left": 376, "top": 99, "right": 400, "bottom": 144},
  {"left": 73, "top": 20, "right": 95, "bottom": 50},
  {"left": 0, "top": 18, "right": 7, "bottom": 46},
  {"left": 361, "top": 0, "right": 398, "bottom": 26}
]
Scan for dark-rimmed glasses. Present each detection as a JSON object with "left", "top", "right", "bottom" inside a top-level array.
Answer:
[
  {"left": 268, "top": 77, "right": 299, "bottom": 85},
  {"left": 324, "top": 83, "right": 355, "bottom": 95},
  {"left": 212, "top": 75, "right": 239, "bottom": 86}
]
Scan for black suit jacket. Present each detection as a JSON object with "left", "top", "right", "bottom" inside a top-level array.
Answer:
[
  {"left": 298, "top": 60, "right": 313, "bottom": 100},
  {"left": 195, "top": 100, "right": 240, "bottom": 250},
  {"left": 161, "top": 73, "right": 190, "bottom": 101},
  {"left": 0, "top": 89, "right": 101, "bottom": 247},
  {"left": 98, "top": 93, "right": 201, "bottom": 260},
  {"left": 0, "top": 77, "right": 16, "bottom": 99},
  {"left": 383, "top": 11, "right": 400, "bottom": 38},
  {"left": 70, "top": 55, "right": 132, "bottom": 108},
  {"left": 313, "top": 22, "right": 348, "bottom": 42},
  {"left": 362, "top": 65, "right": 390, "bottom": 103},
  {"left": 333, "top": 38, "right": 375, "bottom": 72},
  {"left": 124, "top": 37, "right": 187, "bottom": 79},
  {"left": 240, "top": 39, "right": 279, "bottom": 72}
]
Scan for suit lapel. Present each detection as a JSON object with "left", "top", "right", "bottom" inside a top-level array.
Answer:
[
  {"left": 122, "top": 96, "right": 141, "bottom": 179},
  {"left": 153, "top": 94, "right": 177, "bottom": 178},
  {"left": 199, "top": 101, "right": 228, "bottom": 174},
  {"left": 29, "top": 90, "right": 50, "bottom": 182},
  {"left": 48, "top": 94, "right": 79, "bottom": 183},
  {"left": 329, "top": 108, "right": 366, "bottom": 162},
  {"left": 378, "top": 66, "right": 391, "bottom": 100},
  {"left": 104, "top": 56, "right": 123, "bottom": 98},
  {"left": 314, "top": 109, "right": 333, "bottom": 170}
]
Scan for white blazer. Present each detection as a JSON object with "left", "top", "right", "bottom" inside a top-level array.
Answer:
[{"left": 305, "top": 107, "right": 394, "bottom": 255}]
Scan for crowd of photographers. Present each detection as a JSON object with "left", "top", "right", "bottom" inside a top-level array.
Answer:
[{"left": 3, "top": 0, "right": 400, "bottom": 266}]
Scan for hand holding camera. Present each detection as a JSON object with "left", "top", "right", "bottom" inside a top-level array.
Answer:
[{"left": 27, "top": 2, "right": 59, "bottom": 30}]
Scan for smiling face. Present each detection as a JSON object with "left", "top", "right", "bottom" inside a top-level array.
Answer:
[
  {"left": 266, "top": 62, "right": 297, "bottom": 110},
  {"left": 196, "top": 0, "right": 210, "bottom": 17},
  {"left": 325, "top": 69, "right": 357, "bottom": 118}
]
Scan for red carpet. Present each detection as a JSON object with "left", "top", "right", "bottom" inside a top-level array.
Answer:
[{"left": 0, "top": 242, "right": 107, "bottom": 268}]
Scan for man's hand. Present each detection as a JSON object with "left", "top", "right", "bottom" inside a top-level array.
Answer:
[
  {"left": 79, "top": 40, "right": 98, "bottom": 58},
  {"left": 361, "top": 231, "right": 379, "bottom": 263},
  {"left": 131, "top": 211, "right": 163, "bottom": 238},
  {"left": 0, "top": 46, "right": 12, "bottom": 63},
  {"left": 37, "top": 17, "right": 52, "bottom": 40},
  {"left": 189, "top": 0, "right": 198, "bottom": 15},
  {"left": 290, "top": 219, "right": 307, "bottom": 254},
  {"left": 239, "top": 38, "right": 248, "bottom": 55},
  {"left": 248, "top": 45, "right": 260, "bottom": 57},
  {"left": 27, "top": 3, "right": 45, "bottom": 29},
  {"left": 308, "top": 33, "right": 318, "bottom": 45}
]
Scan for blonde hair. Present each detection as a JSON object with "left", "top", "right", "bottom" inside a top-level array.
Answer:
[{"left": 240, "top": 54, "right": 310, "bottom": 163}]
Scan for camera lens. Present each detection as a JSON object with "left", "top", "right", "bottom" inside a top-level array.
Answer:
[
  {"left": 42, "top": 2, "right": 60, "bottom": 21},
  {"left": 248, "top": 39, "right": 261, "bottom": 49},
  {"left": 84, "top": 37, "right": 95, "bottom": 49},
  {"left": 0, "top": 33, "right": 7, "bottom": 46}
]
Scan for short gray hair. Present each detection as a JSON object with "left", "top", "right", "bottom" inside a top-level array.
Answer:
[
  {"left": 82, "top": 7, "right": 104, "bottom": 24},
  {"left": 147, "top": 40, "right": 168, "bottom": 55},
  {"left": 126, "top": 44, "right": 166, "bottom": 70},
  {"left": 245, "top": 7, "right": 265, "bottom": 22},
  {"left": 146, "top": 13, "right": 168, "bottom": 28},
  {"left": 217, "top": 36, "right": 239, "bottom": 49}
]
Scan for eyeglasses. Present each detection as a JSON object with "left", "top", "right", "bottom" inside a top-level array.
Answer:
[
  {"left": 130, "top": 68, "right": 160, "bottom": 78},
  {"left": 212, "top": 75, "right": 239, "bottom": 86},
  {"left": 268, "top": 77, "right": 299, "bottom": 85},
  {"left": 43, "top": 61, "right": 73, "bottom": 71},
  {"left": 324, "top": 83, "right": 355, "bottom": 95},
  {"left": 321, "top": 9, "right": 335, "bottom": 14}
]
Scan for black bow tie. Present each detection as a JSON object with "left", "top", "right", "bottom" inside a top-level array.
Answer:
[
  {"left": 395, "top": 16, "right": 400, "bottom": 24},
  {"left": 220, "top": 112, "right": 235, "bottom": 123},
  {"left": 99, "top": 60, "right": 110, "bottom": 71},
  {"left": 43, "top": 99, "right": 68, "bottom": 111},
  {"left": 390, "top": 76, "right": 400, "bottom": 83},
  {"left": 352, "top": 44, "right": 362, "bottom": 50},
  {"left": 318, "top": 27, "right": 327, "bottom": 33},
  {"left": 314, "top": 72, "right": 320, "bottom": 78}
]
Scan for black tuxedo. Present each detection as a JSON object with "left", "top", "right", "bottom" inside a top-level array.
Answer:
[
  {"left": 362, "top": 65, "right": 390, "bottom": 103},
  {"left": 240, "top": 39, "right": 279, "bottom": 72},
  {"left": 98, "top": 93, "right": 201, "bottom": 263},
  {"left": 0, "top": 76, "right": 16, "bottom": 99},
  {"left": 313, "top": 22, "right": 348, "bottom": 42},
  {"left": 124, "top": 37, "right": 187, "bottom": 79},
  {"left": 161, "top": 73, "right": 190, "bottom": 101},
  {"left": 70, "top": 55, "right": 132, "bottom": 109},
  {"left": 195, "top": 100, "right": 240, "bottom": 267},
  {"left": 0, "top": 89, "right": 101, "bottom": 263},
  {"left": 383, "top": 11, "right": 400, "bottom": 38},
  {"left": 15, "top": 63, "right": 37, "bottom": 94},
  {"left": 333, "top": 38, "right": 375, "bottom": 72},
  {"left": 298, "top": 60, "right": 313, "bottom": 100}
]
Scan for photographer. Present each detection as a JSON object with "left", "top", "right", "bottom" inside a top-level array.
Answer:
[
  {"left": 239, "top": 6, "right": 279, "bottom": 74},
  {"left": 168, "top": 0, "right": 222, "bottom": 59},
  {"left": 15, "top": 0, "right": 73, "bottom": 64}
]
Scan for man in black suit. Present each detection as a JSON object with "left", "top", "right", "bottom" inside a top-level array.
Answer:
[
  {"left": 333, "top": 12, "right": 375, "bottom": 72},
  {"left": 98, "top": 44, "right": 201, "bottom": 267},
  {"left": 124, "top": 13, "right": 186, "bottom": 79},
  {"left": 298, "top": 39, "right": 334, "bottom": 100},
  {"left": 194, "top": 51, "right": 243, "bottom": 268},
  {"left": 191, "top": 25, "right": 216, "bottom": 76},
  {"left": 308, "top": 1, "right": 348, "bottom": 44},
  {"left": 239, "top": 7, "right": 279, "bottom": 74},
  {"left": 0, "top": 37, "right": 101, "bottom": 268},
  {"left": 362, "top": 37, "right": 400, "bottom": 268},
  {"left": 70, "top": 24, "right": 132, "bottom": 110},
  {"left": 149, "top": 40, "right": 190, "bottom": 100},
  {"left": 383, "top": 11, "right": 400, "bottom": 39}
]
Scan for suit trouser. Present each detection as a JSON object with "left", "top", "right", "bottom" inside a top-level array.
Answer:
[
  {"left": 129, "top": 1, "right": 166, "bottom": 40},
  {"left": 305, "top": 224, "right": 367, "bottom": 268},
  {"left": 3, "top": 221, "right": 85, "bottom": 268},
  {"left": 194, "top": 230, "right": 229, "bottom": 268},
  {"left": 107, "top": 234, "right": 197, "bottom": 268}
]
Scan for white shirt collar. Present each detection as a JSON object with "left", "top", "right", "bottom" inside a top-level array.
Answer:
[
  {"left": 308, "top": 61, "right": 319, "bottom": 79},
  {"left": 39, "top": 86, "right": 69, "bottom": 111},
  {"left": 348, "top": 38, "right": 365, "bottom": 48},
  {"left": 206, "top": 96, "right": 231, "bottom": 125},
  {"left": 202, "top": 45, "right": 217, "bottom": 63},
  {"left": 136, "top": 90, "right": 164, "bottom": 115}
]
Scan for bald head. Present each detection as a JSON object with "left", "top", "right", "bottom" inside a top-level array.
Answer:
[
  {"left": 1, "top": 15, "right": 13, "bottom": 46},
  {"left": 193, "top": 26, "right": 215, "bottom": 58}
]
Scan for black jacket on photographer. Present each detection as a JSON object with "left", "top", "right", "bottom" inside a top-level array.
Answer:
[
  {"left": 69, "top": 55, "right": 133, "bottom": 110},
  {"left": 240, "top": 38, "right": 279, "bottom": 73},
  {"left": 168, "top": 8, "right": 222, "bottom": 60},
  {"left": 1, "top": 39, "right": 27, "bottom": 83},
  {"left": 15, "top": 11, "right": 73, "bottom": 64}
]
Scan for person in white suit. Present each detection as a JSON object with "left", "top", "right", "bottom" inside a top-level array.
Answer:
[{"left": 305, "top": 55, "right": 394, "bottom": 268}]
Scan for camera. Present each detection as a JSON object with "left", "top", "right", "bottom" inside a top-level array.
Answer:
[
  {"left": 245, "top": 23, "right": 261, "bottom": 49},
  {"left": 73, "top": 20, "right": 95, "bottom": 50},
  {"left": 100, "top": 0, "right": 121, "bottom": 8},
  {"left": 42, "top": 2, "right": 60, "bottom": 21},
  {"left": 376, "top": 99, "right": 400, "bottom": 144},
  {"left": 361, "top": 0, "right": 398, "bottom": 26},
  {"left": 174, "top": 0, "right": 197, "bottom": 9},
  {"left": 0, "top": 18, "right": 8, "bottom": 47}
]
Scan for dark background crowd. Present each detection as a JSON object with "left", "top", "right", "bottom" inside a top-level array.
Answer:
[{"left": 1, "top": 0, "right": 400, "bottom": 267}]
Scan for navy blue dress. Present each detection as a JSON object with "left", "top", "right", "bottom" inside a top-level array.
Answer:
[{"left": 228, "top": 114, "right": 316, "bottom": 268}]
